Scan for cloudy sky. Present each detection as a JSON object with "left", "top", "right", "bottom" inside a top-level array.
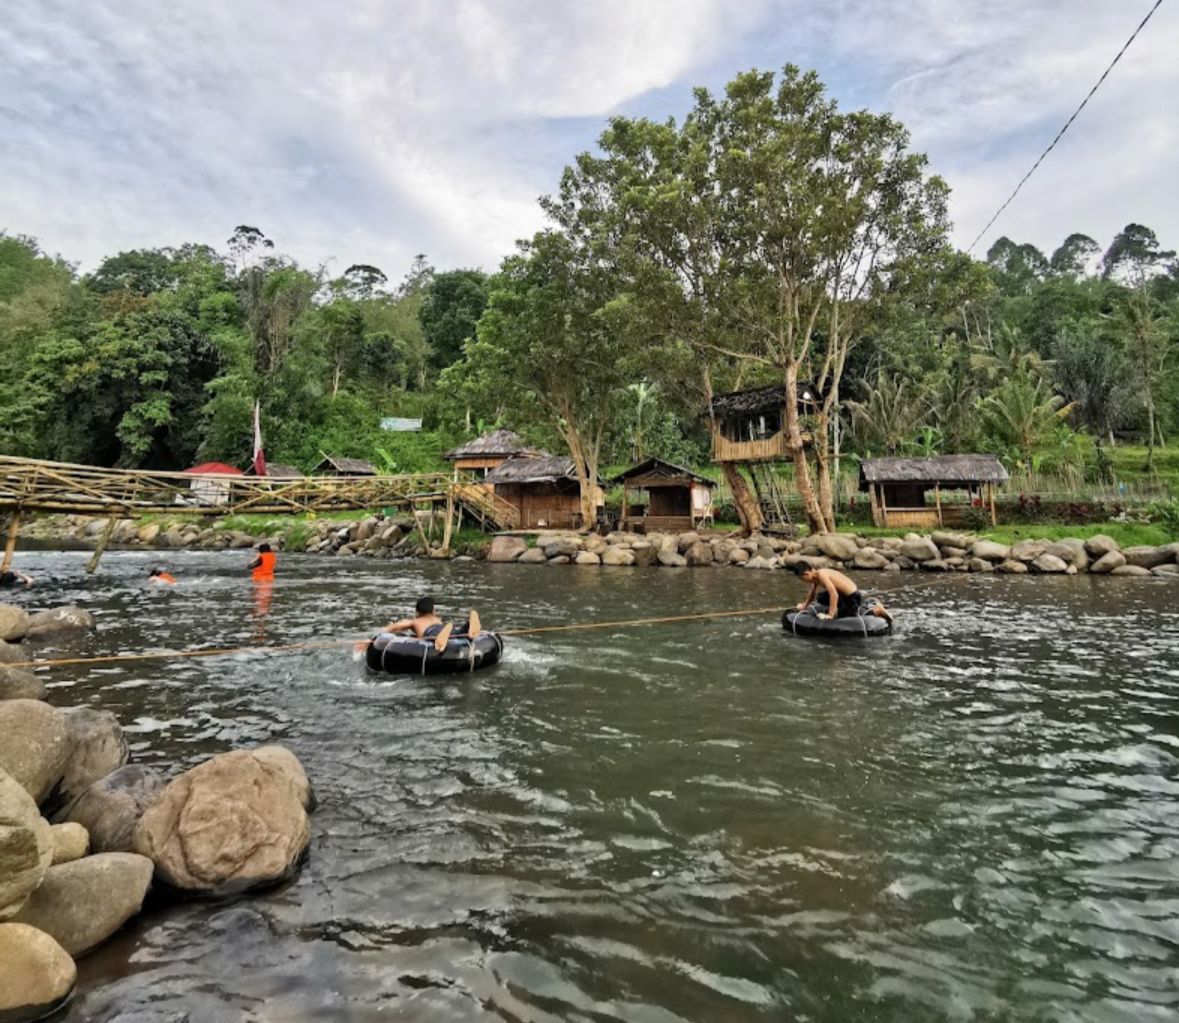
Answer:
[{"left": 3, "top": 0, "right": 1176, "bottom": 276}]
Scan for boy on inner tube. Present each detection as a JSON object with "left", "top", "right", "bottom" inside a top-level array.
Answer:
[
  {"left": 791, "top": 563, "right": 893, "bottom": 625},
  {"left": 383, "top": 596, "right": 482, "bottom": 653}
]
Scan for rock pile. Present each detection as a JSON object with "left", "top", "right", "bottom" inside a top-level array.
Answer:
[{"left": 0, "top": 664, "right": 315, "bottom": 1022}]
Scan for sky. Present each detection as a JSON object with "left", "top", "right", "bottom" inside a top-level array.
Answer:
[{"left": 2, "top": 0, "right": 1177, "bottom": 277}]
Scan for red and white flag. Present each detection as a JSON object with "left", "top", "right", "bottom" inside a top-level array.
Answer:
[{"left": 252, "top": 400, "right": 267, "bottom": 477}]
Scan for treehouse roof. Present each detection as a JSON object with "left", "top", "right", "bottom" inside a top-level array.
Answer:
[
  {"left": 859, "top": 455, "right": 1009, "bottom": 489},
  {"left": 709, "top": 382, "right": 820, "bottom": 418}
]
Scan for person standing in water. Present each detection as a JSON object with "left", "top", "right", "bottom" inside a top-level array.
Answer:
[
  {"left": 792, "top": 563, "right": 892, "bottom": 624},
  {"left": 248, "top": 543, "right": 276, "bottom": 580},
  {"left": 384, "top": 596, "right": 482, "bottom": 653}
]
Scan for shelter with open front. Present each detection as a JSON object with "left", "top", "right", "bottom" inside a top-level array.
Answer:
[
  {"left": 484, "top": 455, "right": 602, "bottom": 530},
  {"left": 613, "top": 457, "right": 715, "bottom": 533},
  {"left": 859, "top": 455, "right": 1008, "bottom": 528}
]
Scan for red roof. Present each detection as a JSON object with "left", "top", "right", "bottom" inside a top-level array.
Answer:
[{"left": 183, "top": 462, "right": 243, "bottom": 476}]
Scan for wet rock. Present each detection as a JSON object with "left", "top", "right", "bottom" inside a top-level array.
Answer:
[
  {"left": 1150, "top": 564, "right": 1179, "bottom": 578},
  {"left": 583, "top": 535, "right": 609, "bottom": 555},
  {"left": 812, "top": 533, "right": 859, "bottom": 561},
  {"left": 547, "top": 555, "right": 571, "bottom": 565},
  {"left": 0, "top": 922, "right": 76, "bottom": 1021},
  {"left": 684, "top": 542, "right": 713, "bottom": 566},
  {"left": 487, "top": 536, "right": 526, "bottom": 563},
  {"left": 744, "top": 556, "right": 777, "bottom": 570},
  {"left": 1010, "top": 540, "right": 1047, "bottom": 563},
  {"left": 110, "top": 520, "right": 138, "bottom": 545},
  {"left": 0, "top": 605, "right": 30, "bottom": 643},
  {"left": 1110, "top": 564, "right": 1151, "bottom": 577},
  {"left": 852, "top": 549, "right": 889, "bottom": 570},
  {"left": 53, "top": 708, "right": 128, "bottom": 811},
  {"left": 1090, "top": 550, "right": 1126, "bottom": 574},
  {"left": 516, "top": 548, "right": 547, "bottom": 564},
  {"left": 893, "top": 555, "right": 916, "bottom": 571},
  {"left": 940, "top": 546, "right": 969, "bottom": 560},
  {"left": 932, "top": 531, "right": 971, "bottom": 551},
  {"left": 630, "top": 542, "right": 657, "bottom": 567},
  {"left": 1083, "top": 534, "right": 1119, "bottom": 557},
  {"left": 1044, "top": 540, "right": 1088, "bottom": 571},
  {"left": 880, "top": 537, "right": 904, "bottom": 551},
  {"left": 0, "top": 667, "right": 45, "bottom": 702},
  {"left": 0, "top": 701, "right": 70, "bottom": 804},
  {"left": 967, "top": 557, "right": 994, "bottom": 573},
  {"left": 729, "top": 547, "right": 750, "bottom": 565},
  {"left": 133, "top": 747, "right": 312, "bottom": 895},
  {"left": 574, "top": 551, "right": 601, "bottom": 566},
  {"left": 58, "top": 765, "right": 167, "bottom": 854},
  {"left": 675, "top": 532, "right": 701, "bottom": 552},
  {"left": 882, "top": 561, "right": 901, "bottom": 573},
  {"left": 996, "top": 560, "right": 1028, "bottom": 574},
  {"left": 919, "top": 558, "right": 949, "bottom": 572},
  {"left": 24, "top": 607, "right": 95, "bottom": 641},
  {"left": 656, "top": 549, "right": 687, "bottom": 568},
  {"left": 1032, "top": 553, "right": 1069, "bottom": 574},
  {"left": 542, "top": 537, "right": 580, "bottom": 559},
  {"left": 0, "top": 640, "right": 25, "bottom": 664},
  {"left": 1122, "top": 545, "right": 1170, "bottom": 570},
  {"left": 710, "top": 539, "right": 737, "bottom": 563},
  {"left": 12, "top": 852, "right": 154, "bottom": 957},
  {"left": 48, "top": 824, "right": 88, "bottom": 865},
  {"left": 135, "top": 523, "right": 161, "bottom": 545},
  {"left": 900, "top": 536, "right": 939, "bottom": 562},
  {"left": 0, "top": 770, "right": 53, "bottom": 919},
  {"left": 601, "top": 546, "right": 635, "bottom": 567}
]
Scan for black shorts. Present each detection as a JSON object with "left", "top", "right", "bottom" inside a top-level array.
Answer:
[{"left": 816, "top": 590, "right": 862, "bottom": 618}]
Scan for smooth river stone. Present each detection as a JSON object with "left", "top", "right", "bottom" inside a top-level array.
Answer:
[
  {"left": 0, "top": 700, "right": 70, "bottom": 805},
  {"left": 0, "top": 922, "right": 76, "bottom": 1022},
  {"left": 23, "top": 606, "right": 95, "bottom": 640},
  {"left": 53, "top": 708, "right": 129, "bottom": 811},
  {"left": 1083, "top": 534, "right": 1119, "bottom": 557},
  {"left": 0, "top": 769, "right": 53, "bottom": 920},
  {"left": 48, "top": 823, "right": 89, "bottom": 865},
  {"left": 0, "top": 605, "right": 30, "bottom": 643},
  {"left": 0, "top": 666, "right": 46, "bottom": 702},
  {"left": 59, "top": 764, "right": 167, "bottom": 854},
  {"left": 1089, "top": 550, "right": 1125, "bottom": 574}
]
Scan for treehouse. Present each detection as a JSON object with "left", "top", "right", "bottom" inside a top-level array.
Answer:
[
  {"left": 484, "top": 455, "right": 603, "bottom": 531},
  {"left": 443, "top": 429, "right": 539, "bottom": 480},
  {"left": 613, "top": 457, "right": 715, "bottom": 533},
  {"left": 859, "top": 455, "right": 1008, "bottom": 528},
  {"left": 708, "top": 383, "right": 818, "bottom": 463}
]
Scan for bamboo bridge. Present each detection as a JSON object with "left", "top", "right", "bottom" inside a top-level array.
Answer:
[{"left": 0, "top": 455, "right": 520, "bottom": 570}]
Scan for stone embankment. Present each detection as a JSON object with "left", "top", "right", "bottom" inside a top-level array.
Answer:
[
  {"left": 18, "top": 514, "right": 1179, "bottom": 577},
  {"left": 0, "top": 603, "right": 314, "bottom": 1022}
]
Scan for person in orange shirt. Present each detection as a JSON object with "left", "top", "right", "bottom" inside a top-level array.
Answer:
[
  {"left": 147, "top": 567, "right": 177, "bottom": 585},
  {"left": 248, "top": 543, "right": 276, "bottom": 580}
]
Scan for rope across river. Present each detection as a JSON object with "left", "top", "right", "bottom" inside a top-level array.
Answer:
[{"left": 5, "top": 573, "right": 964, "bottom": 671}]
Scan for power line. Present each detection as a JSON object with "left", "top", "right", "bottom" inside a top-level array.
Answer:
[{"left": 966, "top": 0, "right": 1168, "bottom": 254}]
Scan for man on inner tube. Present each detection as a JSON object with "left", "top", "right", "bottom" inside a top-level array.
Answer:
[
  {"left": 792, "top": 563, "right": 892, "bottom": 624},
  {"left": 383, "top": 596, "right": 482, "bottom": 653}
]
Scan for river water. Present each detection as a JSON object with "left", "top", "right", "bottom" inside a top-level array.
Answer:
[{"left": 7, "top": 549, "right": 1179, "bottom": 1022}]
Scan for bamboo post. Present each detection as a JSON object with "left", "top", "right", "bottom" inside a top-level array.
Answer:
[
  {"left": 868, "top": 484, "right": 880, "bottom": 528},
  {"left": 879, "top": 485, "right": 889, "bottom": 528},
  {"left": 934, "top": 483, "right": 942, "bottom": 526},
  {"left": 85, "top": 515, "right": 117, "bottom": 574},
  {"left": 441, "top": 488, "right": 455, "bottom": 554},
  {"left": 413, "top": 504, "right": 432, "bottom": 555},
  {"left": 1, "top": 510, "right": 21, "bottom": 572},
  {"left": 989, "top": 482, "right": 997, "bottom": 526}
]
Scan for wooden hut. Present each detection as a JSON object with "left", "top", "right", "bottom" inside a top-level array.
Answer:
[
  {"left": 708, "top": 383, "right": 819, "bottom": 463},
  {"left": 181, "top": 462, "right": 242, "bottom": 505},
  {"left": 613, "top": 457, "right": 715, "bottom": 533},
  {"left": 311, "top": 455, "right": 376, "bottom": 477},
  {"left": 484, "top": 456, "right": 602, "bottom": 530},
  {"left": 859, "top": 455, "right": 1009, "bottom": 528},
  {"left": 443, "top": 429, "right": 538, "bottom": 479}
]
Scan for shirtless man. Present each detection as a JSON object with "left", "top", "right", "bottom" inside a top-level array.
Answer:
[
  {"left": 0, "top": 569, "right": 33, "bottom": 589},
  {"left": 384, "top": 596, "right": 482, "bottom": 653},
  {"left": 792, "top": 563, "right": 892, "bottom": 623}
]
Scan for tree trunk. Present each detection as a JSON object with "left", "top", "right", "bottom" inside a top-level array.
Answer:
[
  {"left": 720, "top": 462, "right": 763, "bottom": 534},
  {"left": 783, "top": 364, "right": 826, "bottom": 533},
  {"left": 1146, "top": 391, "right": 1156, "bottom": 473},
  {"left": 562, "top": 424, "right": 599, "bottom": 530}
]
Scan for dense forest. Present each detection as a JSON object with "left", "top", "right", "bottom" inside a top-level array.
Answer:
[{"left": 1, "top": 66, "right": 1176, "bottom": 530}]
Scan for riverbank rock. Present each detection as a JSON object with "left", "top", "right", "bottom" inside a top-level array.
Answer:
[
  {"left": 1010, "top": 540, "right": 1047, "bottom": 563},
  {"left": 133, "top": 746, "right": 312, "bottom": 895},
  {"left": 1084, "top": 534, "right": 1119, "bottom": 557},
  {"left": 812, "top": 533, "right": 859, "bottom": 561},
  {"left": 1151, "top": 564, "right": 1179, "bottom": 578},
  {"left": 996, "top": 560, "right": 1028, "bottom": 574},
  {"left": 967, "top": 557, "right": 995, "bottom": 573},
  {"left": 23, "top": 607, "right": 95, "bottom": 641},
  {"left": 0, "top": 640, "right": 25, "bottom": 664},
  {"left": 1045, "top": 539, "right": 1089, "bottom": 571},
  {"left": 0, "top": 923, "right": 76, "bottom": 1022},
  {"left": 684, "top": 542, "right": 713, "bottom": 566},
  {"left": 48, "top": 824, "right": 88, "bottom": 865},
  {"left": 601, "top": 546, "right": 636, "bottom": 567},
  {"left": 0, "top": 605, "right": 30, "bottom": 643},
  {"left": 970, "top": 540, "right": 1010, "bottom": 563},
  {"left": 517, "top": 548, "right": 547, "bottom": 564},
  {"left": 0, "top": 666, "right": 45, "bottom": 702},
  {"left": 0, "top": 770, "right": 53, "bottom": 919},
  {"left": 251, "top": 745, "right": 315, "bottom": 812},
  {"left": 656, "top": 549, "right": 687, "bottom": 568},
  {"left": 1090, "top": 550, "right": 1126, "bottom": 574},
  {"left": 11, "top": 852, "right": 153, "bottom": 957},
  {"left": 900, "top": 536, "right": 939, "bottom": 562},
  {"left": 52, "top": 708, "right": 128, "bottom": 812},
  {"left": 1032, "top": 553, "right": 1069, "bottom": 574},
  {"left": 487, "top": 536, "right": 526, "bottom": 563},
  {"left": 744, "top": 555, "right": 777, "bottom": 570},
  {"left": 136, "top": 523, "right": 161, "bottom": 544},
  {"left": 1110, "top": 564, "right": 1151, "bottom": 577},
  {"left": 932, "top": 531, "right": 971, "bottom": 551},
  {"left": 729, "top": 548, "right": 750, "bottom": 565},
  {"left": 59, "top": 765, "right": 167, "bottom": 854},
  {"left": 852, "top": 548, "right": 889, "bottom": 570},
  {"left": 0, "top": 701, "right": 69, "bottom": 804},
  {"left": 631, "top": 542, "right": 657, "bottom": 567},
  {"left": 542, "top": 537, "right": 580, "bottom": 559},
  {"left": 574, "top": 551, "right": 601, "bottom": 566},
  {"left": 1122, "top": 545, "right": 1171, "bottom": 570}
]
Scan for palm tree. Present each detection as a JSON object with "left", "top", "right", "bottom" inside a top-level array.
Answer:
[
  {"left": 846, "top": 372, "right": 931, "bottom": 456},
  {"left": 978, "top": 369, "right": 1073, "bottom": 471},
  {"left": 627, "top": 381, "right": 655, "bottom": 461}
]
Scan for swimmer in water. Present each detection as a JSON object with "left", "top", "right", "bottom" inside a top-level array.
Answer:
[
  {"left": 383, "top": 596, "right": 482, "bottom": 653},
  {"left": 148, "top": 567, "right": 177, "bottom": 585},
  {"left": 0, "top": 568, "right": 34, "bottom": 589}
]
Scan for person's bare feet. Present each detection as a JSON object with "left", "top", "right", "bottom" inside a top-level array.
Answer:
[
  {"left": 434, "top": 623, "right": 453, "bottom": 652},
  {"left": 872, "top": 604, "right": 894, "bottom": 626},
  {"left": 467, "top": 609, "right": 481, "bottom": 637}
]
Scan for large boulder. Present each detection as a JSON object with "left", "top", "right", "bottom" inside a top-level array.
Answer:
[
  {"left": 542, "top": 537, "right": 580, "bottom": 559},
  {"left": 48, "top": 824, "right": 88, "bottom": 866},
  {"left": 1122, "top": 545, "right": 1171, "bottom": 570},
  {"left": 11, "top": 852, "right": 154, "bottom": 957},
  {"left": 1083, "top": 534, "right": 1119, "bottom": 557},
  {"left": 1032, "top": 553, "right": 1069, "bottom": 574},
  {"left": 486, "top": 536, "right": 527, "bottom": 563},
  {"left": 684, "top": 542, "right": 714, "bottom": 567},
  {"left": 630, "top": 542, "right": 657, "bottom": 567},
  {"left": 0, "top": 667, "right": 45, "bottom": 702},
  {"left": 0, "top": 640, "right": 25, "bottom": 664},
  {"left": 675, "top": 532, "right": 701, "bottom": 552},
  {"left": 132, "top": 747, "right": 312, "bottom": 895},
  {"left": 601, "top": 546, "right": 636, "bottom": 567},
  {"left": 23, "top": 607, "right": 95, "bottom": 641},
  {"left": 967, "top": 557, "right": 995, "bottom": 573},
  {"left": 53, "top": 708, "right": 128, "bottom": 811},
  {"left": 1010, "top": 540, "right": 1047, "bottom": 563},
  {"left": 729, "top": 547, "right": 750, "bottom": 565},
  {"left": 900, "top": 535, "right": 939, "bottom": 562},
  {"left": 1090, "top": 550, "right": 1126, "bottom": 574},
  {"left": 970, "top": 540, "right": 1011, "bottom": 563},
  {"left": 932, "top": 531, "right": 971, "bottom": 551},
  {"left": 852, "top": 548, "right": 889, "bottom": 570},
  {"left": 0, "top": 770, "right": 53, "bottom": 920},
  {"left": 0, "top": 605, "right": 30, "bottom": 643},
  {"left": 1111, "top": 564, "right": 1151, "bottom": 577},
  {"left": 58, "top": 765, "right": 166, "bottom": 855},
  {"left": 0, "top": 923, "right": 76, "bottom": 1021},
  {"left": 996, "top": 560, "right": 1028, "bottom": 574},
  {"left": 516, "top": 548, "right": 547, "bottom": 564},
  {"left": 574, "top": 551, "right": 601, "bottom": 566},
  {"left": 1044, "top": 540, "right": 1088, "bottom": 571},
  {"left": 0, "top": 701, "right": 69, "bottom": 805},
  {"left": 743, "top": 556, "right": 778, "bottom": 571},
  {"left": 656, "top": 549, "right": 687, "bottom": 568},
  {"left": 1151, "top": 564, "right": 1179, "bottom": 578},
  {"left": 812, "top": 533, "right": 859, "bottom": 562}
]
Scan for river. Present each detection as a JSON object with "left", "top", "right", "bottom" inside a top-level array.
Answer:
[{"left": 7, "top": 549, "right": 1179, "bottom": 1022}]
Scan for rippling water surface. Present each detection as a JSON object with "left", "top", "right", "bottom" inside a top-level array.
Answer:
[{"left": 8, "top": 549, "right": 1179, "bottom": 1022}]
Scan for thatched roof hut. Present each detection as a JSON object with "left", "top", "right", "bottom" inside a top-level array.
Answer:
[
  {"left": 612, "top": 457, "right": 715, "bottom": 533},
  {"left": 485, "top": 456, "right": 602, "bottom": 531},
  {"left": 312, "top": 455, "right": 376, "bottom": 477},
  {"left": 858, "top": 454, "right": 1008, "bottom": 527},
  {"left": 444, "top": 429, "right": 540, "bottom": 477}
]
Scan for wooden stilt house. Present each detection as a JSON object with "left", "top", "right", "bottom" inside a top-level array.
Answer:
[
  {"left": 859, "top": 455, "right": 1008, "bottom": 528},
  {"left": 484, "top": 455, "right": 603, "bottom": 530},
  {"left": 614, "top": 457, "right": 715, "bottom": 533}
]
